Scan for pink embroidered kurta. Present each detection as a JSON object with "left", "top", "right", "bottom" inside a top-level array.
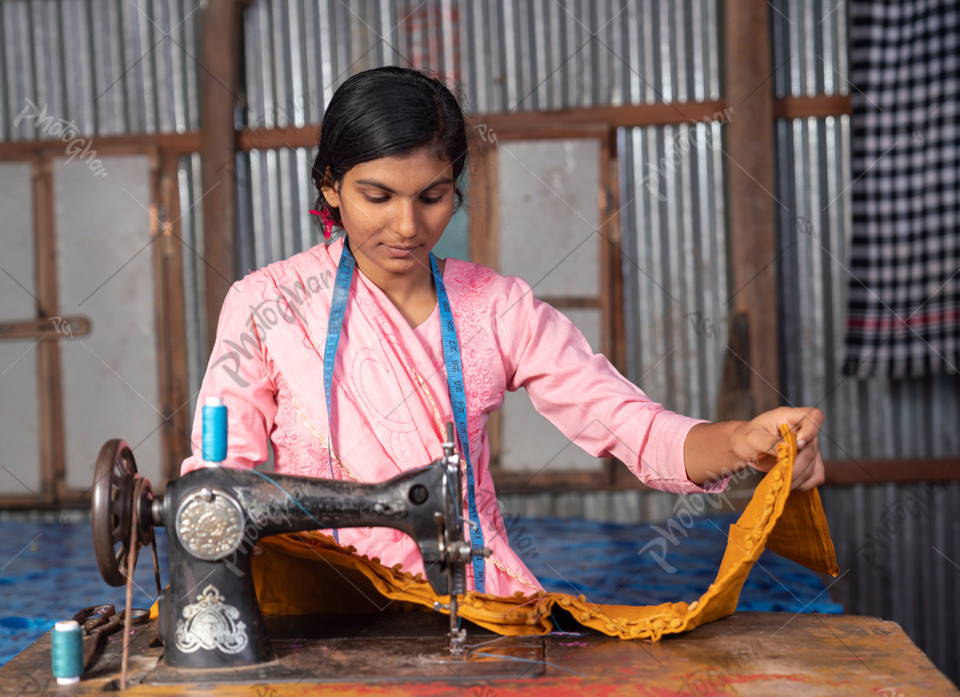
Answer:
[{"left": 182, "top": 237, "right": 723, "bottom": 596}]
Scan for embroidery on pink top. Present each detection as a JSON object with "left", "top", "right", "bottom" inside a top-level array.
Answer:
[{"left": 448, "top": 262, "right": 503, "bottom": 448}]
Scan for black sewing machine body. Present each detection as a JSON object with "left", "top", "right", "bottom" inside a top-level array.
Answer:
[
  {"left": 91, "top": 438, "right": 475, "bottom": 670},
  {"left": 161, "top": 464, "right": 457, "bottom": 667}
]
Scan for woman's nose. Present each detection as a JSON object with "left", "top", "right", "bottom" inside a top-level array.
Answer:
[{"left": 392, "top": 200, "right": 417, "bottom": 238}]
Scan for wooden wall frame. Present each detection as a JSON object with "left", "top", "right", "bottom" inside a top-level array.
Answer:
[
  {"left": 0, "top": 145, "right": 190, "bottom": 508},
  {"left": 723, "top": 0, "right": 778, "bottom": 417},
  {"left": 0, "top": 93, "right": 858, "bottom": 505},
  {"left": 467, "top": 124, "right": 628, "bottom": 491},
  {"left": 153, "top": 150, "right": 193, "bottom": 484},
  {"left": 34, "top": 155, "right": 61, "bottom": 504},
  {"left": 824, "top": 459, "right": 960, "bottom": 486}
]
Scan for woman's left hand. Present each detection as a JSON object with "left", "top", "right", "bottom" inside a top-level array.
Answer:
[{"left": 731, "top": 406, "right": 826, "bottom": 491}]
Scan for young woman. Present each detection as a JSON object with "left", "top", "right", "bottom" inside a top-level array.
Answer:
[{"left": 182, "top": 66, "right": 825, "bottom": 598}]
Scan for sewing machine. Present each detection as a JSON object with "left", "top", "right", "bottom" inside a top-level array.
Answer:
[{"left": 90, "top": 426, "right": 484, "bottom": 670}]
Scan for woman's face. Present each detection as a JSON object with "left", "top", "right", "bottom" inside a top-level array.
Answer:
[{"left": 322, "top": 148, "right": 456, "bottom": 283}]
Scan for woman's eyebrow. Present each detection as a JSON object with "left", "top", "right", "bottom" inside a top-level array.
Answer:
[{"left": 354, "top": 177, "right": 454, "bottom": 194}]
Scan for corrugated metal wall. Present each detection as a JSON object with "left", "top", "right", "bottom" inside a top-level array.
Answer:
[
  {"left": 0, "top": 0, "right": 201, "bottom": 139},
  {"left": 177, "top": 152, "right": 206, "bottom": 418},
  {"left": 770, "top": 0, "right": 960, "bottom": 684},
  {"left": 241, "top": 0, "right": 721, "bottom": 122},
  {"left": 771, "top": 0, "right": 960, "bottom": 461},
  {"left": 1, "top": 0, "right": 953, "bottom": 462},
  {"left": 619, "top": 120, "right": 727, "bottom": 420}
]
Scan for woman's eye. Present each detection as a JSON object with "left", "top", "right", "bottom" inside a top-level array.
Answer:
[{"left": 421, "top": 193, "right": 445, "bottom": 204}]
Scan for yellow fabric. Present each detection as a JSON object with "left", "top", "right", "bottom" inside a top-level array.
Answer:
[{"left": 248, "top": 425, "right": 839, "bottom": 639}]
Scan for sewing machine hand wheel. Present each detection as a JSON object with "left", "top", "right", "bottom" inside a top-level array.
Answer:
[{"left": 91, "top": 439, "right": 155, "bottom": 586}]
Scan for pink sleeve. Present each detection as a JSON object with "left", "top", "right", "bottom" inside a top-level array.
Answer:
[
  {"left": 181, "top": 281, "right": 278, "bottom": 474},
  {"left": 498, "top": 276, "right": 726, "bottom": 494}
]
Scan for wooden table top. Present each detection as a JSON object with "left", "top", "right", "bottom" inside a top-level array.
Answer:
[{"left": 1, "top": 611, "right": 956, "bottom": 696}]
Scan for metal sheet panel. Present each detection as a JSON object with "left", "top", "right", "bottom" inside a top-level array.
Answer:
[
  {"left": 1, "top": 0, "right": 36, "bottom": 140},
  {"left": 0, "top": 0, "right": 201, "bottom": 141},
  {"left": 619, "top": 120, "right": 728, "bottom": 421},
  {"left": 771, "top": 0, "right": 958, "bottom": 460},
  {"left": 498, "top": 139, "right": 600, "bottom": 297},
  {"left": 241, "top": 0, "right": 723, "bottom": 126},
  {"left": 770, "top": 0, "right": 848, "bottom": 98},
  {"left": 240, "top": 146, "right": 322, "bottom": 271},
  {"left": 177, "top": 152, "right": 206, "bottom": 424}
]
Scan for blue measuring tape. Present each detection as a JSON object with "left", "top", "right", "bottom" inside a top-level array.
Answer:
[
  {"left": 323, "top": 242, "right": 486, "bottom": 592},
  {"left": 321, "top": 242, "right": 356, "bottom": 544},
  {"left": 429, "top": 252, "right": 486, "bottom": 593}
]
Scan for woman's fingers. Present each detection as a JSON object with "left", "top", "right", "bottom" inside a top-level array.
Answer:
[
  {"left": 748, "top": 425, "right": 781, "bottom": 458},
  {"left": 739, "top": 409, "right": 826, "bottom": 491},
  {"left": 786, "top": 408, "right": 825, "bottom": 490},
  {"left": 732, "top": 420, "right": 781, "bottom": 462},
  {"left": 791, "top": 435, "right": 825, "bottom": 490},
  {"left": 735, "top": 407, "right": 827, "bottom": 490},
  {"left": 758, "top": 406, "right": 824, "bottom": 452},
  {"left": 791, "top": 407, "right": 824, "bottom": 447},
  {"left": 805, "top": 450, "right": 826, "bottom": 490}
]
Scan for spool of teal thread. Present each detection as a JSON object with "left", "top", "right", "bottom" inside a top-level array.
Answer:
[
  {"left": 51, "top": 619, "right": 82, "bottom": 684},
  {"left": 202, "top": 396, "right": 228, "bottom": 465}
]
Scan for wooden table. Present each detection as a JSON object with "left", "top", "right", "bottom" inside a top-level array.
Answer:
[{"left": 0, "top": 612, "right": 955, "bottom": 696}]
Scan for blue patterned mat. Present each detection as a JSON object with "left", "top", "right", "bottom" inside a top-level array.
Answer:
[{"left": 0, "top": 512, "right": 841, "bottom": 665}]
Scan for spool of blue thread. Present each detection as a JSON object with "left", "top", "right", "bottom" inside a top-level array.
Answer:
[
  {"left": 202, "top": 396, "right": 228, "bottom": 465},
  {"left": 51, "top": 619, "right": 82, "bottom": 684}
]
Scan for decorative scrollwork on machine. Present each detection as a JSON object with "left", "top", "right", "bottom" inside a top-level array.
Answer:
[{"left": 174, "top": 585, "right": 248, "bottom": 655}]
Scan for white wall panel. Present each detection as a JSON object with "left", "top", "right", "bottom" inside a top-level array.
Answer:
[
  {"left": 497, "top": 140, "right": 603, "bottom": 473},
  {"left": 54, "top": 155, "right": 162, "bottom": 491},
  {"left": 498, "top": 139, "right": 600, "bottom": 298},
  {"left": 0, "top": 163, "right": 41, "bottom": 497}
]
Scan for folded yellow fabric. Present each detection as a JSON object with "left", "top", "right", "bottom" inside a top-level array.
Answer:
[{"left": 250, "top": 425, "right": 839, "bottom": 639}]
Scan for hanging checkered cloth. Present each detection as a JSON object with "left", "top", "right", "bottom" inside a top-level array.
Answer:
[{"left": 843, "top": 1, "right": 960, "bottom": 378}]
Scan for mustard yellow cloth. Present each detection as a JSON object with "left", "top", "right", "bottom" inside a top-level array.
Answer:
[{"left": 247, "top": 425, "right": 838, "bottom": 639}]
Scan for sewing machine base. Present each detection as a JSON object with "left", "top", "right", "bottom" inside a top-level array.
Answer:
[{"left": 144, "top": 612, "right": 544, "bottom": 685}]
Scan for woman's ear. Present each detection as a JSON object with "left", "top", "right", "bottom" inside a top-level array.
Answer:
[{"left": 320, "top": 169, "right": 341, "bottom": 208}]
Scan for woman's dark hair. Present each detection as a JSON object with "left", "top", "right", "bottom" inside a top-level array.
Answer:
[{"left": 311, "top": 66, "right": 468, "bottom": 232}]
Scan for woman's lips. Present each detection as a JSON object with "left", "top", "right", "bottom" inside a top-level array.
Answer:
[{"left": 383, "top": 243, "right": 420, "bottom": 257}]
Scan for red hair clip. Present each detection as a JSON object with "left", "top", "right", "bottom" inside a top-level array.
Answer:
[{"left": 308, "top": 208, "right": 338, "bottom": 240}]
